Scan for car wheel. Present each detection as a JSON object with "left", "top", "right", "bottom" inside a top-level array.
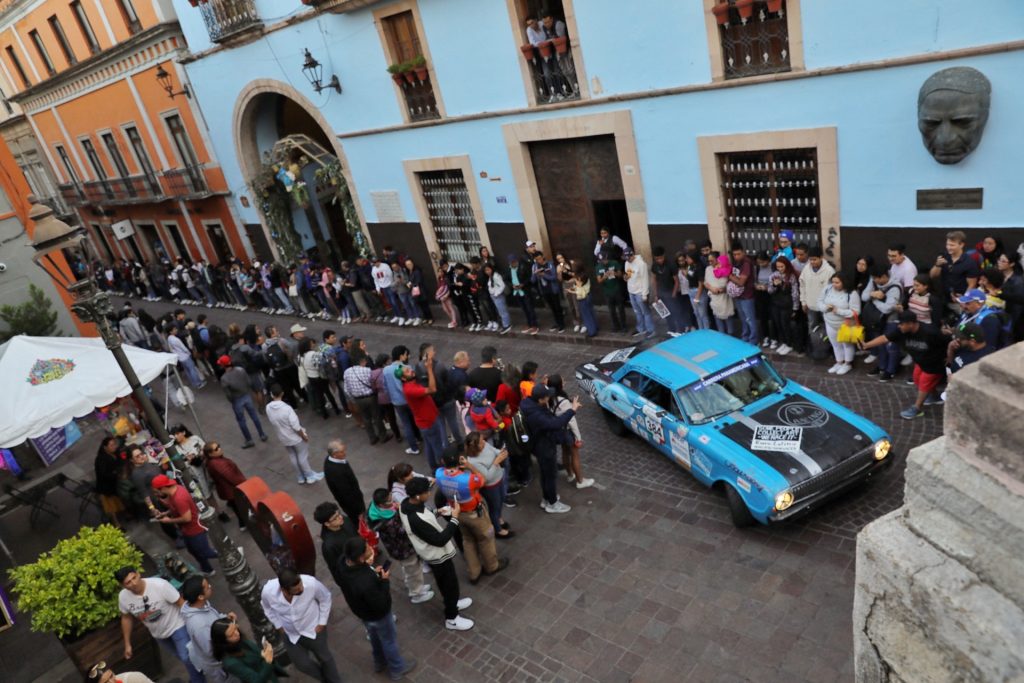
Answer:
[
  {"left": 602, "top": 409, "right": 628, "bottom": 437},
  {"left": 724, "top": 484, "right": 755, "bottom": 528}
]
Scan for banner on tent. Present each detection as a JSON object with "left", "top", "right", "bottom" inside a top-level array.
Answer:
[{"left": 29, "top": 421, "right": 83, "bottom": 466}]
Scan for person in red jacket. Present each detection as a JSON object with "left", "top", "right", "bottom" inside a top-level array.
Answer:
[
  {"left": 466, "top": 388, "right": 504, "bottom": 442},
  {"left": 202, "top": 442, "right": 248, "bottom": 529}
]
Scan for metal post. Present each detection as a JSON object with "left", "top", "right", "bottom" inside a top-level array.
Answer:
[{"left": 73, "top": 289, "right": 279, "bottom": 650}]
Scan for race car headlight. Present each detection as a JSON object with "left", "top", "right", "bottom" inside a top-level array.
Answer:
[
  {"left": 874, "top": 439, "right": 891, "bottom": 461},
  {"left": 774, "top": 490, "right": 794, "bottom": 511}
]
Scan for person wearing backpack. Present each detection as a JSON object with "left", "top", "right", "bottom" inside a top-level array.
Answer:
[
  {"left": 949, "top": 289, "right": 1008, "bottom": 350},
  {"left": 860, "top": 265, "right": 903, "bottom": 372},
  {"left": 262, "top": 325, "right": 302, "bottom": 407},
  {"left": 299, "top": 338, "right": 342, "bottom": 420}
]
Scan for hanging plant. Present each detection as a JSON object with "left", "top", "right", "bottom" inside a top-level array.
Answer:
[
  {"left": 248, "top": 151, "right": 305, "bottom": 264},
  {"left": 313, "top": 159, "right": 370, "bottom": 258}
]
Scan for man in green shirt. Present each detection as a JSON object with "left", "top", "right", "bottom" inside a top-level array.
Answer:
[{"left": 596, "top": 250, "right": 627, "bottom": 332}]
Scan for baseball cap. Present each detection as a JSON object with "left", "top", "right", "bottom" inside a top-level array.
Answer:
[
  {"left": 779, "top": 230, "right": 795, "bottom": 241},
  {"left": 405, "top": 477, "right": 431, "bottom": 497},
  {"left": 507, "top": 253, "right": 519, "bottom": 263},
  {"left": 150, "top": 474, "right": 175, "bottom": 489},
  {"left": 525, "top": 240, "right": 536, "bottom": 248},
  {"left": 531, "top": 385, "right": 553, "bottom": 400},
  {"left": 289, "top": 323, "right": 307, "bottom": 334},
  {"left": 216, "top": 354, "right": 232, "bottom": 367},
  {"left": 956, "top": 321, "right": 984, "bottom": 342},
  {"left": 956, "top": 289, "right": 986, "bottom": 304},
  {"left": 897, "top": 310, "right": 918, "bottom": 324}
]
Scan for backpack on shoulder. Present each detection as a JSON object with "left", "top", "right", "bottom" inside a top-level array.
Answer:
[
  {"left": 316, "top": 345, "right": 341, "bottom": 382},
  {"left": 265, "top": 343, "right": 290, "bottom": 371}
]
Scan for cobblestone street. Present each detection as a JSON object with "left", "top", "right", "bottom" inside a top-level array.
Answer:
[{"left": 44, "top": 298, "right": 941, "bottom": 683}]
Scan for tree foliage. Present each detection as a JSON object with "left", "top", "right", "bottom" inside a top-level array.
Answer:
[
  {"left": 0, "top": 284, "right": 61, "bottom": 342},
  {"left": 8, "top": 525, "right": 143, "bottom": 638}
]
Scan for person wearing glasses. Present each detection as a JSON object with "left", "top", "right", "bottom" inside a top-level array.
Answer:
[{"left": 202, "top": 442, "right": 249, "bottom": 529}]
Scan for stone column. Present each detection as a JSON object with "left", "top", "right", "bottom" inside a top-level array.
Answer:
[{"left": 853, "top": 344, "right": 1024, "bottom": 682}]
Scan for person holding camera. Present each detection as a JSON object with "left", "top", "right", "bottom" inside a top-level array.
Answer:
[{"left": 520, "top": 385, "right": 582, "bottom": 514}]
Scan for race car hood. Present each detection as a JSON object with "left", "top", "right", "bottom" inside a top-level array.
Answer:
[{"left": 716, "top": 394, "right": 873, "bottom": 487}]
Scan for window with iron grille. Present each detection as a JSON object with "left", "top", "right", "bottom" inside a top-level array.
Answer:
[
  {"left": 718, "top": 148, "right": 820, "bottom": 254},
  {"left": 417, "top": 170, "right": 481, "bottom": 265},
  {"left": 381, "top": 10, "right": 439, "bottom": 122},
  {"left": 716, "top": 0, "right": 790, "bottom": 80}
]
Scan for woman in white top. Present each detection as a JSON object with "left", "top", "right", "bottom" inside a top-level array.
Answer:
[
  {"left": 704, "top": 252, "right": 736, "bottom": 335},
  {"left": 546, "top": 374, "right": 594, "bottom": 490},
  {"left": 484, "top": 263, "right": 512, "bottom": 332},
  {"left": 817, "top": 272, "right": 862, "bottom": 375}
]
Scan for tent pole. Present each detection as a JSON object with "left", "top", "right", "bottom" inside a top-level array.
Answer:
[{"left": 171, "top": 366, "right": 205, "bottom": 441}]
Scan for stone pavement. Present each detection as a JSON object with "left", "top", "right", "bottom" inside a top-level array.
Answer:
[{"left": 17, "top": 297, "right": 943, "bottom": 683}]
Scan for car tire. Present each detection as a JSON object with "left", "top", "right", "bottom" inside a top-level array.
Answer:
[
  {"left": 602, "top": 409, "right": 628, "bottom": 437},
  {"left": 724, "top": 484, "right": 755, "bottom": 528}
]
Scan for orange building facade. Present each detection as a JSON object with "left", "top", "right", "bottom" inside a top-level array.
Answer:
[{"left": 0, "top": 0, "right": 252, "bottom": 267}]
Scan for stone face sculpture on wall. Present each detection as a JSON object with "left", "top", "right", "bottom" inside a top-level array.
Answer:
[{"left": 917, "top": 66, "right": 992, "bottom": 164}]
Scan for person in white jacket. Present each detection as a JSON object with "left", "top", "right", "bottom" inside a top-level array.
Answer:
[
  {"left": 484, "top": 263, "right": 512, "bottom": 333},
  {"left": 266, "top": 384, "right": 323, "bottom": 484},
  {"left": 817, "top": 272, "right": 861, "bottom": 375},
  {"left": 798, "top": 245, "right": 836, "bottom": 339},
  {"left": 371, "top": 256, "right": 403, "bottom": 325}
]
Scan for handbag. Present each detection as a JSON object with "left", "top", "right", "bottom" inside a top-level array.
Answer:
[
  {"left": 411, "top": 286, "right": 421, "bottom": 297},
  {"left": 837, "top": 312, "right": 865, "bottom": 344}
]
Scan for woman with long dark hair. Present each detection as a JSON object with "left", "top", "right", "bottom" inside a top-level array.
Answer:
[
  {"left": 211, "top": 617, "right": 284, "bottom": 682},
  {"left": 818, "top": 271, "right": 861, "bottom": 375},
  {"left": 546, "top": 374, "right": 594, "bottom": 489},
  {"left": 405, "top": 258, "right": 433, "bottom": 324},
  {"left": 767, "top": 255, "right": 800, "bottom": 356},
  {"left": 95, "top": 436, "right": 127, "bottom": 528},
  {"left": 574, "top": 264, "right": 599, "bottom": 337},
  {"left": 464, "top": 432, "right": 514, "bottom": 539}
]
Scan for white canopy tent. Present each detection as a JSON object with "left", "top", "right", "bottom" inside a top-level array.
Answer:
[{"left": 0, "top": 335, "right": 176, "bottom": 449}]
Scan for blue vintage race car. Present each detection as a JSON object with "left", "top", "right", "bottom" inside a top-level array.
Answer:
[{"left": 574, "top": 331, "right": 893, "bottom": 526}]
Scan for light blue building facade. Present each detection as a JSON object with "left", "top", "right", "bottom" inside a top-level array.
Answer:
[{"left": 174, "top": 0, "right": 1024, "bottom": 273}]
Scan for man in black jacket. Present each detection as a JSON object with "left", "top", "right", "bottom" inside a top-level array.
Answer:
[
  {"left": 520, "top": 385, "right": 580, "bottom": 514},
  {"left": 313, "top": 502, "right": 358, "bottom": 588},
  {"left": 323, "top": 440, "right": 366, "bottom": 523},
  {"left": 338, "top": 538, "right": 416, "bottom": 680}
]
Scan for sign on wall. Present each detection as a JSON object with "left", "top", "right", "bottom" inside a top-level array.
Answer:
[
  {"left": 370, "top": 191, "right": 404, "bottom": 223},
  {"left": 110, "top": 220, "right": 135, "bottom": 240}
]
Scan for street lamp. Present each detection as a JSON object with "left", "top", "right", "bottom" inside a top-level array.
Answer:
[
  {"left": 301, "top": 48, "right": 341, "bottom": 94},
  {"left": 155, "top": 64, "right": 191, "bottom": 99},
  {"left": 27, "top": 199, "right": 279, "bottom": 650}
]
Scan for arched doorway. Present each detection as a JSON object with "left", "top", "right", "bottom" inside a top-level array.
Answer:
[{"left": 233, "top": 82, "right": 370, "bottom": 266}]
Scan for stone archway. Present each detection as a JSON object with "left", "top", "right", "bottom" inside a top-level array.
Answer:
[{"left": 232, "top": 80, "right": 373, "bottom": 261}]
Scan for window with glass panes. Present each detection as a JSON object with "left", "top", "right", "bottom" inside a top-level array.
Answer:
[
  {"left": 381, "top": 10, "right": 439, "bottom": 122},
  {"left": 718, "top": 148, "right": 820, "bottom": 254},
  {"left": 417, "top": 169, "right": 481, "bottom": 265}
]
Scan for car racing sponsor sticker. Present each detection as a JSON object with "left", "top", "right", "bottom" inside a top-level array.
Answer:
[
  {"left": 692, "top": 449, "right": 713, "bottom": 477},
  {"left": 644, "top": 416, "right": 665, "bottom": 444},
  {"left": 693, "top": 357, "right": 760, "bottom": 390},
  {"left": 776, "top": 401, "right": 829, "bottom": 428},
  {"left": 736, "top": 477, "right": 751, "bottom": 493},
  {"left": 670, "top": 431, "right": 691, "bottom": 468},
  {"left": 750, "top": 425, "right": 803, "bottom": 453},
  {"left": 600, "top": 347, "right": 636, "bottom": 364},
  {"left": 698, "top": 434, "right": 711, "bottom": 445}
]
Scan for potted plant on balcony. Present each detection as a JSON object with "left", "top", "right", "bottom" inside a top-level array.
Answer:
[
  {"left": 712, "top": 0, "right": 731, "bottom": 25},
  {"left": 552, "top": 36, "right": 569, "bottom": 55},
  {"left": 8, "top": 525, "right": 162, "bottom": 680},
  {"left": 736, "top": 0, "right": 756, "bottom": 21},
  {"left": 519, "top": 43, "right": 536, "bottom": 62},
  {"left": 537, "top": 40, "right": 554, "bottom": 59},
  {"left": 766, "top": 0, "right": 784, "bottom": 13},
  {"left": 410, "top": 55, "right": 428, "bottom": 83},
  {"left": 386, "top": 62, "right": 405, "bottom": 86}
]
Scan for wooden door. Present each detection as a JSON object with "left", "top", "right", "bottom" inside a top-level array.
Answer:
[{"left": 529, "top": 134, "right": 627, "bottom": 263}]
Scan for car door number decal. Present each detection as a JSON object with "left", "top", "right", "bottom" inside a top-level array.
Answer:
[{"left": 644, "top": 415, "right": 664, "bottom": 444}]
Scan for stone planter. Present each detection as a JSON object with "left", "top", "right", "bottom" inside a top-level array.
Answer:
[{"left": 62, "top": 618, "right": 162, "bottom": 682}]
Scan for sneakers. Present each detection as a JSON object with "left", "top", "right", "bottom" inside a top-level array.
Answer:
[
  {"left": 389, "top": 658, "right": 417, "bottom": 681},
  {"left": 904, "top": 378, "right": 916, "bottom": 386},
  {"left": 769, "top": 340, "right": 779, "bottom": 349},
  {"left": 575, "top": 477, "right": 595, "bottom": 489},
  {"left": 901, "top": 354, "right": 914, "bottom": 366},
  {"left": 900, "top": 406, "right": 924, "bottom": 420},
  {"left": 866, "top": 366, "right": 881, "bottom": 376},
  {"left": 827, "top": 363, "right": 842, "bottom": 374},
  {"left": 306, "top": 472, "right": 325, "bottom": 483},
  {"left": 776, "top": 344, "right": 792, "bottom": 356},
  {"left": 445, "top": 615, "right": 474, "bottom": 631},
  {"left": 761, "top": 337, "right": 771, "bottom": 347},
  {"left": 500, "top": 325, "right": 512, "bottom": 335},
  {"left": 566, "top": 473, "right": 575, "bottom": 484},
  {"left": 529, "top": 327, "right": 539, "bottom": 335},
  {"left": 835, "top": 364, "right": 851, "bottom": 375},
  {"left": 579, "top": 326, "right": 587, "bottom": 335},
  {"left": 410, "top": 589, "right": 434, "bottom": 604},
  {"left": 405, "top": 447, "right": 420, "bottom": 455},
  {"left": 573, "top": 325, "right": 581, "bottom": 333},
  {"left": 864, "top": 354, "right": 877, "bottom": 364},
  {"left": 241, "top": 441, "right": 255, "bottom": 449},
  {"left": 503, "top": 498, "right": 517, "bottom": 508},
  {"left": 923, "top": 394, "right": 945, "bottom": 406},
  {"left": 457, "top": 597, "right": 473, "bottom": 610},
  {"left": 631, "top": 330, "right": 644, "bottom": 338},
  {"left": 448, "top": 322, "right": 458, "bottom": 329},
  {"left": 878, "top": 372, "right": 894, "bottom": 382},
  {"left": 542, "top": 501, "right": 572, "bottom": 514},
  {"left": 484, "top": 558, "right": 510, "bottom": 575}
]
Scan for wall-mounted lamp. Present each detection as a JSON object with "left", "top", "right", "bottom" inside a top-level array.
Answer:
[
  {"left": 302, "top": 48, "right": 341, "bottom": 94},
  {"left": 155, "top": 64, "right": 191, "bottom": 99}
]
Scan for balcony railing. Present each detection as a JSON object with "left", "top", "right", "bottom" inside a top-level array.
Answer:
[
  {"left": 37, "top": 192, "right": 74, "bottom": 220},
  {"left": 198, "top": 0, "right": 263, "bottom": 44},
  {"left": 520, "top": 38, "right": 580, "bottom": 104},
  {"left": 59, "top": 182, "right": 85, "bottom": 207},
  {"left": 303, "top": 0, "right": 378, "bottom": 13},
  {"left": 393, "top": 71, "right": 439, "bottom": 122},
  {"left": 162, "top": 165, "right": 210, "bottom": 199}
]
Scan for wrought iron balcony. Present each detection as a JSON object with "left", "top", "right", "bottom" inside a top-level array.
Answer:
[
  {"left": 519, "top": 38, "right": 580, "bottom": 105},
  {"left": 162, "top": 165, "right": 211, "bottom": 199},
  {"left": 37, "top": 192, "right": 75, "bottom": 220},
  {"left": 392, "top": 70, "right": 439, "bottom": 122},
  {"left": 58, "top": 182, "right": 86, "bottom": 207},
  {"left": 198, "top": 0, "right": 263, "bottom": 44},
  {"left": 302, "top": 0, "right": 379, "bottom": 13}
]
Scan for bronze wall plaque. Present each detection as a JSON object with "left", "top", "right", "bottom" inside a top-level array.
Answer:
[{"left": 916, "top": 188, "right": 983, "bottom": 210}]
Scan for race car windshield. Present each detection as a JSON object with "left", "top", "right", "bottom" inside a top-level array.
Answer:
[{"left": 677, "top": 356, "right": 784, "bottom": 425}]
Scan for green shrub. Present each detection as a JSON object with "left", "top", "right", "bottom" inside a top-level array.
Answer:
[{"left": 8, "top": 525, "right": 143, "bottom": 638}]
